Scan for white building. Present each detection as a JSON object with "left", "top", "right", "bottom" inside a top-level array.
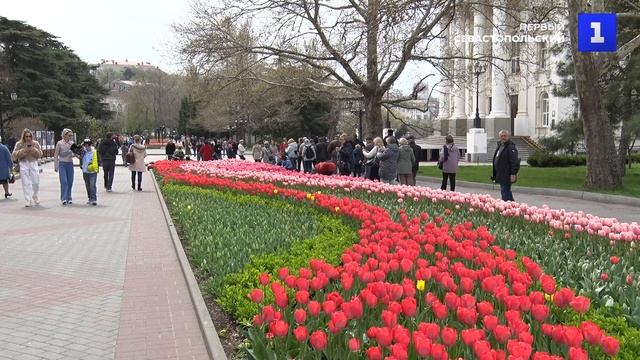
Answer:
[{"left": 435, "top": 2, "right": 575, "bottom": 143}]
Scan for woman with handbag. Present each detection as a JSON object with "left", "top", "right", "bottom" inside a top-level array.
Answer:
[
  {"left": 128, "top": 135, "right": 147, "bottom": 191},
  {"left": 439, "top": 135, "right": 460, "bottom": 191},
  {"left": 0, "top": 143, "right": 13, "bottom": 199},
  {"left": 12, "top": 128, "right": 43, "bottom": 207}
]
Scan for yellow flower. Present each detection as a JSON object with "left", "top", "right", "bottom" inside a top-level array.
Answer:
[
  {"left": 310, "top": 196, "right": 315, "bottom": 201},
  {"left": 416, "top": 280, "right": 425, "bottom": 292},
  {"left": 306, "top": 193, "right": 312, "bottom": 200},
  {"left": 544, "top": 293, "right": 554, "bottom": 303},
  {"left": 273, "top": 189, "right": 279, "bottom": 194},
  {"left": 334, "top": 207, "right": 340, "bottom": 213}
]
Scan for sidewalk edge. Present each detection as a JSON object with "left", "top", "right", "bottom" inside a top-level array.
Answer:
[
  {"left": 151, "top": 171, "right": 228, "bottom": 360},
  {"left": 416, "top": 176, "right": 640, "bottom": 208}
]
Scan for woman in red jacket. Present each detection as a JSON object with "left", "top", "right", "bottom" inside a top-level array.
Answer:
[{"left": 199, "top": 140, "right": 214, "bottom": 161}]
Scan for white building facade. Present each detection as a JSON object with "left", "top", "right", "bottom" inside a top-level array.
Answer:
[{"left": 435, "top": 2, "right": 575, "bottom": 141}]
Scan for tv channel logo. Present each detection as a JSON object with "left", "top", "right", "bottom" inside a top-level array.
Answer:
[{"left": 578, "top": 13, "right": 616, "bottom": 52}]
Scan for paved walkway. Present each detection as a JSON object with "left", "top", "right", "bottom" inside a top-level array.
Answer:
[{"left": 0, "top": 159, "right": 211, "bottom": 360}]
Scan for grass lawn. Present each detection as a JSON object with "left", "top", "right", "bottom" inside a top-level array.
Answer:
[{"left": 417, "top": 164, "right": 640, "bottom": 198}]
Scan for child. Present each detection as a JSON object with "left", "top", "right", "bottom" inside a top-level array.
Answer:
[{"left": 80, "top": 139, "right": 99, "bottom": 206}]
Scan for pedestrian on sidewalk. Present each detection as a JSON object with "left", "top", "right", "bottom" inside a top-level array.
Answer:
[
  {"left": 165, "top": 139, "right": 176, "bottom": 160},
  {"left": 397, "top": 138, "right": 416, "bottom": 186},
  {"left": 128, "top": 135, "right": 147, "bottom": 191},
  {"left": 80, "top": 139, "right": 99, "bottom": 205},
  {"left": 491, "top": 129, "right": 520, "bottom": 201},
  {"left": 98, "top": 133, "right": 119, "bottom": 192},
  {"left": 12, "top": 128, "right": 43, "bottom": 207},
  {"left": 407, "top": 135, "right": 422, "bottom": 185},
  {"left": 252, "top": 142, "right": 262, "bottom": 162},
  {"left": 120, "top": 141, "right": 128, "bottom": 166},
  {"left": 377, "top": 136, "right": 399, "bottom": 184},
  {"left": 54, "top": 128, "right": 77, "bottom": 205},
  {"left": 438, "top": 135, "right": 460, "bottom": 191},
  {"left": 0, "top": 143, "right": 13, "bottom": 199},
  {"left": 199, "top": 140, "right": 214, "bottom": 161}
]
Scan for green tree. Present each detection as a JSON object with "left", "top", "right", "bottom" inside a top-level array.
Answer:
[
  {"left": 178, "top": 95, "right": 197, "bottom": 135},
  {"left": 0, "top": 17, "right": 110, "bottom": 141}
]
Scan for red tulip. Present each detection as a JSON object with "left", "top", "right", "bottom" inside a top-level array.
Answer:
[
  {"left": 366, "top": 346, "right": 383, "bottom": 360},
  {"left": 393, "top": 325, "right": 411, "bottom": 346},
  {"left": 401, "top": 297, "right": 417, "bottom": 317},
  {"left": 294, "top": 308, "right": 306, "bottom": 324},
  {"left": 270, "top": 320, "right": 288, "bottom": 337},
  {"left": 430, "top": 343, "right": 446, "bottom": 360},
  {"left": 381, "top": 310, "right": 397, "bottom": 327},
  {"left": 569, "top": 296, "right": 590, "bottom": 314},
  {"left": 461, "top": 328, "right": 484, "bottom": 346},
  {"left": 477, "top": 301, "right": 494, "bottom": 316},
  {"left": 322, "top": 300, "right": 336, "bottom": 315},
  {"left": 600, "top": 272, "right": 609, "bottom": 281},
  {"left": 626, "top": 274, "right": 634, "bottom": 285},
  {"left": 610, "top": 256, "right": 620, "bottom": 264},
  {"left": 295, "top": 290, "right": 310, "bottom": 305},
  {"left": 540, "top": 274, "right": 556, "bottom": 294},
  {"left": 531, "top": 304, "right": 549, "bottom": 322},
  {"left": 507, "top": 340, "right": 532, "bottom": 359},
  {"left": 376, "top": 327, "right": 392, "bottom": 347},
  {"left": 348, "top": 338, "right": 361, "bottom": 352},
  {"left": 473, "top": 340, "right": 492, "bottom": 358},
  {"left": 329, "top": 311, "right": 348, "bottom": 333},
  {"left": 441, "top": 327, "right": 457, "bottom": 347},
  {"left": 433, "top": 303, "right": 447, "bottom": 320},
  {"left": 258, "top": 273, "right": 270, "bottom": 285},
  {"left": 248, "top": 289, "right": 263, "bottom": 303},
  {"left": 563, "top": 326, "right": 584, "bottom": 348},
  {"left": 274, "top": 291, "right": 288, "bottom": 309},
  {"left": 568, "top": 347, "right": 588, "bottom": 360},
  {"left": 493, "top": 325, "right": 511, "bottom": 343},
  {"left": 580, "top": 321, "right": 603, "bottom": 345},
  {"left": 309, "top": 330, "right": 327, "bottom": 350},
  {"left": 483, "top": 315, "right": 499, "bottom": 331},
  {"left": 261, "top": 305, "right": 276, "bottom": 323},
  {"left": 390, "top": 343, "right": 408, "bottom": 360},
  {"left": 308, "top": 301, "right": 321, "bottom": 317},
  {"left": 412, "top": 333, "right": 431, "bottom": 357},
  {"left": 456, "top": 307, "right": 478, "bottom": 326},
  {"left": 601, "top": 336, "right": 620, "bottom": 356},
  {"left": 553, "top": 288, "right": 575, "bottom": 308}
]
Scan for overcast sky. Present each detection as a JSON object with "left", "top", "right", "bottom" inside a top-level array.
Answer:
[{"left": 3, "top": 0, "right": 435, "bottom": 95}]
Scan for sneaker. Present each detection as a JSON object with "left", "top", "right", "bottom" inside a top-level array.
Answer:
[
  {"left": 25, "top": 201, "right": 33, "bottom": 207},
  {"left": 107, "top": 188, "right": 112, "bottom": 192},
  {"left": 62, "top": 200, "right": 68, "bottom": 206},
  {"left": 86, "top": 200, "right": 92, "bottom": 205},
  {"left": 32, "top": 196, "right": 39, "bottom": 205},
  {"left": 4, "top": 193, "right": 12, "bottom": 199},
  {"left": 91, "top": 201, "right": 97, "bottom": 206},
  {"left": 68, "top": 201, "right": 73, "bottom": 205}
]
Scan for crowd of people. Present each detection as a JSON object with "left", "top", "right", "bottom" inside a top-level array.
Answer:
[
  {"left": 0, "top": 128, "right": 520, "bottom": 206},
  {"left": 0, "top": 128, "right": 148, "bottom": 207}
]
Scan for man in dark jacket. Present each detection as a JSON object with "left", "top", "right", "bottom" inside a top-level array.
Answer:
[
  {"left": 491, "top": 130, "right": 520, "bottom": 201},
  {"left": 165, "top": 140, "right": 176, "bottom": 160},
  {"left": 315, "top": 137, "right": 329, "bottom": 162},
  {"left": 407, "top": 135, "right": 422, "bottom": 185},
  {"left": 337, "top": 134, "right": 354, "bottom": 175},
  {"left": 97, "top": 133, "right": 120, "bottom": 192}
]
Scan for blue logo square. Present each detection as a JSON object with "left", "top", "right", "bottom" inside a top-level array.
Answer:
[{"left": 578, "top": 13, "right": 616, "bottom": 52}]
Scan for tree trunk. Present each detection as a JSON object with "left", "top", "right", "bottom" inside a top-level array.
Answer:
[
  {"left": 618, "top": 88, "right": 632, "bottom": 176},
  {"left": 567, "top": 0, "right": 623, "bottom": 189},
  {"left": 363, "top": 93, "right": 383, "bottom": 139}
]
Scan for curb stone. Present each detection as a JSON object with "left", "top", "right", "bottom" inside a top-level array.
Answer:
[
  {"left": 416, "top": 176, "right": 640, "bottom": 208},
  {"left": 151, "top": 171, "right": 228, "bottom": 360}
]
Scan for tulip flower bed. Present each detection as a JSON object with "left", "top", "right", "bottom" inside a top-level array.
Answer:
[{"left": 152, "top": 160, "right": 640, "bottom": 359}]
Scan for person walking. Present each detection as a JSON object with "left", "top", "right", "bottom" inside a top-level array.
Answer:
[
  {"left": 199, "top": 140, "right": 214, "bottom": 161},
  {"left": 353, "top": 144, "right": 364, "bottom": 177},
  {"left": 184, "top": 137, "right": 192, "bottom": 158},
  {"left": 120, "top": 141, "right": 129, "bottom": 166},
  {"left": 262, "top": 141, "right": 275, "bottom": 164},
  {"left": 397, "top": 138, "right": 416, "bottom": 185},
  {"left": 12, "top": 129, "right": 43, "bottom": 207},
  {"left": 98, "top": 133, "right": 119, "bottom": 192},
  {"left": 407, "top": 135, "right": 422, "bottom": 185},
  {"left": 491, "top": 130, "right": 520, "bottom": 201},
  {"left": 0, "top": 143, "right": 14, "bottom": 199},
  {"left": 377, "top": 136, "right": 399, "bottom": 184},
  {"left": 337, "top": 133, "right": 354, "bottom": 176},
  {"left": 301, "top": 138, "right": 316, "bottom": 173},
  {"left": 128, "top": 135, "right": 147, "bottom": 191},
  {"left": 80, "top": 139, "right": 99, "bottom": 205},
  {"left": 237, "top": 140, "right": 246, "bottom": 160},
  {"left": 315, "top": 137, "right": 329, "bottom": 163},
  {"left": 54, "top": 128, "right": 76, "bottom": 205},
  {"left": 285, "top": 139, "right": 298, "bottom": 170},
  {"left": 252, "top": 142, "right": 262, "bottom": 162},
  {"left": 439, "top": 135, "right": 460, "bottom": 191}
]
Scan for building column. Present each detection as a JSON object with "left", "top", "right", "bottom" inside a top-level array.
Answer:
[
  {"left": 514, "top": 9, "right": 531, "bottom": 136},
  {"left": 449, "top": 14, "right": 467, "bottom": 136},
  {"left": 468, "top": 8, "right": 487, "bottom": 130},
  {"left": 486, "top": 0, "right": 511, "bottom": 138},
  {"left": 436, "top": 19, "right": 450, "bottom": 136}
]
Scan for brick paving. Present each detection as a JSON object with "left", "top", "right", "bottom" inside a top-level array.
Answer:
[{"left": 0, "top": 159, "right": 211, "bottom": 360}]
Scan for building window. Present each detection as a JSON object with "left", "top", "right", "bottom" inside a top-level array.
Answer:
[
  {"left": 538, "top": 42, "right": 548, "bottom": 69},
  {"left": 510, "top": 41, "right": 520, "bottom": 74},
  {"left": 541, "top": 92, "right": 549, "bottom": 126}
]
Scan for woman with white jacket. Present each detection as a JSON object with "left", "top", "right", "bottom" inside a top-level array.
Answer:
[
  {"left": 12, "top": 128, "right": 43, "bottom": 207},
  {"left": 363, "top": 137, "right": 384, "bottom": 181}
]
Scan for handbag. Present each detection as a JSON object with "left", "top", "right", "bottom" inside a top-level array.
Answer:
[
  {"left": 437, "top": 160, "right": 443, "bottom": 170},
  {"left": 126, "top": 152, "right": 136, "bottom": 164},
  {"left": 8, "top": 173, "right": 15, "bottom": 184}
]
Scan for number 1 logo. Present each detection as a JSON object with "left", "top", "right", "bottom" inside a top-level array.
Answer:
[{"left": 578, "top": 13, "right": 616, "bottom": 52}]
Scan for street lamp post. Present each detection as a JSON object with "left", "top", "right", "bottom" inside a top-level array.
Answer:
[{"left": 473, "top": 60, "right": 486, "bottom": 129}]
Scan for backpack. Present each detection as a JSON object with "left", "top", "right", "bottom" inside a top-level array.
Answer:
[{"left": 304, "top": 145, "right": 314, "bottom": 159}]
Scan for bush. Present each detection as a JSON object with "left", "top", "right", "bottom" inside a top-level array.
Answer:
[{"left": 527, "top": 150, "right": 587, "bottom": 167}]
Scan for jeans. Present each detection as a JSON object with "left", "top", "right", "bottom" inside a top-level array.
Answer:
[
  {"left": 131, "top": 171, "right": 142, "bottom": 189},
  {"left": 83, "top": 172, "right": 97, "bottom": 202},
  {"left": 500, "top": 183, "right": 514, "bottom": 201},
  {"left": 102, "top": 160, "right": 115, "bottom": 189},
  {"left": 441, "top": 172, "right": 456, "bottom": 191},
  {"left": 59, "top": 161, "right": 74, "bottom": 202},
  {"left": 303, "top": 160, "right": 314, "bottom": 173}
]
